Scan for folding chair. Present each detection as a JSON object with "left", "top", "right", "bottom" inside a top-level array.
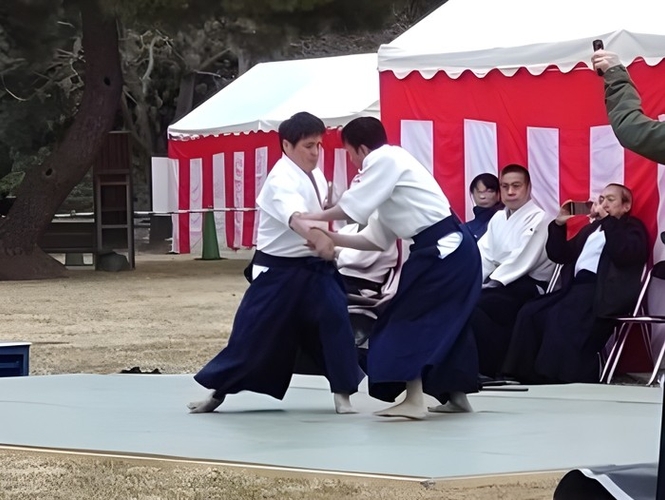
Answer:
[
  {"left": 600, "top": 261, "right": 665, "bottom": 385},
  {"left": 545, "top": 263, "right": 563, "bottom": 294}
]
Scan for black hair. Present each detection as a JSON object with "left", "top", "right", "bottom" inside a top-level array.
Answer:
[
  {"left": 500, "top": 163, "right": 530, "bottom": 186},
  {"left": 340, "top": 117, "right": 388, "bottom": 151},
  {"left": 278, "top": 112, "right": 326, "bottom": 151},
  {"left": 469, "top": 173, "right": 500, "bottom": 193}
]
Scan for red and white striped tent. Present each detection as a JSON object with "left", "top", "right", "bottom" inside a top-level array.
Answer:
[
  {"left": 378, "top": 0, "right": 665, "bottom": 260},
  {"left": 166, "top": 53, "right": 379, "bottom": 254}
]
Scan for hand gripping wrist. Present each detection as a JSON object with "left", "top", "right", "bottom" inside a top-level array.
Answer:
[{"left": 288, "top": 212, "right": 302, "bottom": 228}]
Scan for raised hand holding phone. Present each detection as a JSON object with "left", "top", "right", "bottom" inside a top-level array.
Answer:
[{"left": 593, "top": 39, "right": 604, "bottom": 75}]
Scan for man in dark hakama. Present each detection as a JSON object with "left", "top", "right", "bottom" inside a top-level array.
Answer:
[
  {"left": 187, "top": 112, "right": 363, "bottom": 414},
  {"left": 297, "top": 117, "right": 482, "bottom": 419}
]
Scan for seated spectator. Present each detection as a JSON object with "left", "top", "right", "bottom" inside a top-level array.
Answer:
[
  {"left": 465, "top": 173, "right": 502, "bottom": 240},
  {"left": 502, "top": 184, "right": 649, "bottom": 384},
  {"left": 471, "top": 164, "right": 554, "bottom": 378},
  {"left": 336, "top": 222, "right": 400, "bottom": 297}
]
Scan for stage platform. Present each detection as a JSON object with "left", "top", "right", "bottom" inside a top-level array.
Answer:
[{"left": 0, "top": 374, "right": 660, "bottom": 481}]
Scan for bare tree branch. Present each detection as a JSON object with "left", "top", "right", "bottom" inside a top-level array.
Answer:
[
  {"left": 120, "top": 88, "right": 151, "bottom": 154},
  {"left": 1, "top": 75, "right": 28, "bottom": 101},
  {"left": 140, "top": 35, "right": 159, "bottom": 95},
  {"left": 194, "top": 70, "right": 223, "bottom": 78},
  {"left": 199, "top": 48, "right": 231, "bottom": 72}
]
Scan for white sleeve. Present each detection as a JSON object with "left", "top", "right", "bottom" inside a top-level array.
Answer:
[
  {"left": 357, "top": 212, "right": 398, "bottom": 251},
  {"left": 477, "top": 230, "right": 496, "bottom": 282},
  {"left": 256, "top": 175, "right": 308, "bottom": 226},
  {"left": 337, "top": 157, "right": 402, "bottom": 225},
  {"left": 490, "top": 215, "right": 549, "bottom": 285}
]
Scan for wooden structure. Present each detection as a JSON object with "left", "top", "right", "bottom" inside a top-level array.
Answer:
[
  {"left": 93, "top": 131, "right": 135, "bottom": 269},
  {"left": 38, "top": 220, "right": 95, "bottom": 256},
  {"left": 37, "top": 131, "right": 135, "bottom": 269}
]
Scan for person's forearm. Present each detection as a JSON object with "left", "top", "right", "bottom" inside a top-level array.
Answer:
[
  {"left": 545, "top": 220, "right": 576, "bottom": 264},
  {"left": 288, "top": 212, "right": 312, "bottom": 240},
  {"left": 604, "top": 65, "right": 665, "bottom": 164},
  {"left": 310, "top": 228, "right": 382, "bottom": 251},
  {"left": 305, "top": 204, "right": 350, "bottom": 222}
]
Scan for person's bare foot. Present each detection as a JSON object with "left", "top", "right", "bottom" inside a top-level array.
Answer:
[
  {"left": 428, "top": 392, "right": 473, "bottom": 413},
  {"left": 374, "top": 400, "right": 427, "bottom": 420},
  {"left": 333, "top": 393, "right": 357, "bottom": 414},
  {"left": 187, "top": 392, "right": 225, "bottom": 413},
  {"left": 374, "top": 378, "right": 427, "bottom": 419}
]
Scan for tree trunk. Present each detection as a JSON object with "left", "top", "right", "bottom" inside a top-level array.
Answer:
[
  {"left": 173, "top": 72, "right": 196, "bottom": 122},
  {"left": 0, "top": 0, "right": 123, "bottom": 280}
]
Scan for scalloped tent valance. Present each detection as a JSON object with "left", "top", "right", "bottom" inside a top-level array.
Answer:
[
  {"left": 168, "top": 53, "right": 379, "bottom": 139},
  {"left": 378, "top": 0, "right": 665, "bottom": 79}
]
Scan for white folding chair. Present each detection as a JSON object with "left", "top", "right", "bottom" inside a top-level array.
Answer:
[{"left": 600, "top": 261, "right": 665, "bottom": 385}]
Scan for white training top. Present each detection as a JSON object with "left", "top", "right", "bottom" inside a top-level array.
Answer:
[
  {"left": 336, "top": 222, "right": 400, "bottom": 284},
  {"left": 574, "top": 226, "right": 606, "bottom": 276},
  {"left": 478, "top": 199, "right": 554, "bottom": 286},
  {"left": 337, "top": 145, "right": 459, "bottom": 256},
  {"left": 255, "top": 154, "right": 328, "bottom": 258}
]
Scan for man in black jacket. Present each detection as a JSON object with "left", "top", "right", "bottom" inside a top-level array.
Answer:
[{"left": 502, "top": 183, "right": 649, "bottom": 384}]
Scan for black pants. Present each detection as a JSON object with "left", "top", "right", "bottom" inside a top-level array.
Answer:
[
  {"left": 471, "top": 276, "right": 545, "bottom": 378},
  {"left": 504, "top": 271, "right": 614, "bottom": 384}
]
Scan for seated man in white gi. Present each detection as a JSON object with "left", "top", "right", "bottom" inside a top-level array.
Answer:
[
  {"left": 188, "top": 112, "right": 363, "bottom": 414},
  {"left": 471, "top": 164, "right": 554, "bottom": 379}
]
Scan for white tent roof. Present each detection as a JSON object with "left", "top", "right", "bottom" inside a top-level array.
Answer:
[
  {"left": 169, "top": 53, "right": 379, "bottom": 138},
  {"left": 378, "top": 0, "right": 665, "bottom": 79}
]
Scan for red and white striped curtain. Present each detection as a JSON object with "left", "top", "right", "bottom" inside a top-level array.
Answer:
[
  {"left": 379, "top": 59, "right": 665, "bottom": 262},
  {"left": 167, "top": 130, "right": 357, "bottom": 254},
  {"left": 168, "top": 59, "right": 665, "bottom": 260}
]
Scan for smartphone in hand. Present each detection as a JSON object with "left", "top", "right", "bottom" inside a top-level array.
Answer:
[
  {"left": 565, "top": 200, "right": 593, "bottom": 216},
  {"left": 593, "top": 39, "right": 604, "bottom": 75}
]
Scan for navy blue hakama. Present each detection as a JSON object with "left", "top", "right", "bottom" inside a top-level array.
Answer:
[
  {"left": 194, "top": 252, "right": 363, "bottom": 399},
  {"left": 366, "top": 216, "right": 482, "bottom": 402}
]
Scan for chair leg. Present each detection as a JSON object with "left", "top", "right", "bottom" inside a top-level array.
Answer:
[
  {"left": 640, "top": 323, "right": 654, "bottom": 365},
  {"left": 648, "top": 335, "right": 665, "bottom": 386},
  {"left": 604, "top": 325, "right": 630, "bottom": 384},
  {"left": 600, "top": 327, "right": 619, "bottom": 381},
  {"left": 601, "top": 325, "right": 625, "bottom": 383}
]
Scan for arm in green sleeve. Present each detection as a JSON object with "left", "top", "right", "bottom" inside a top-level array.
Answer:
[{"left": 604, "top": 65, "right": 665, "bottom": 164}]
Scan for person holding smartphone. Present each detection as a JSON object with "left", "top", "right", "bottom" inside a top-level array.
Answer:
[
  {"left": 502, "top": 183, "right": 649, "bottom": 384},
  {"left": 592, "top": 48, "right": 665, "bottom": 164}
]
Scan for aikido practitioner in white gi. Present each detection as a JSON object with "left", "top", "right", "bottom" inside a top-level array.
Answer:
[
  {"left": 293, "top": 117, "right": 482, "bottom": 419},
  {"left": 188, "top": 112, "right": 363, "bottom": 414},
  {"left": 470, "top": 164, "right": 554, "bottom": 379}
]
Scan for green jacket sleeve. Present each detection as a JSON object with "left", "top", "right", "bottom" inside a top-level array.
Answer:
[{"left": 604, "top": 65, "right": 665, "bottom": 164}]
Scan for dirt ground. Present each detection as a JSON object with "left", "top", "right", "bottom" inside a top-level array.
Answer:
[{"left": 0, "top": 252, "right": 562, "bottom": 499}]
